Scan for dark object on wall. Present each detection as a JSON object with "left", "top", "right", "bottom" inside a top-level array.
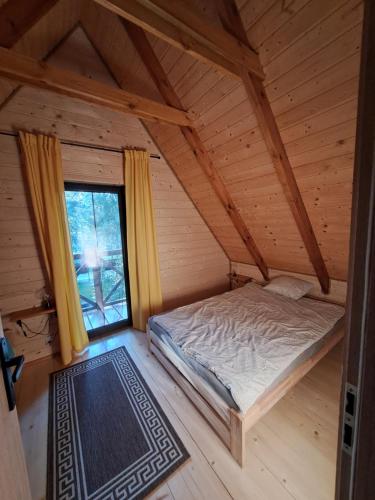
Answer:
[{"left": 0, "top": 337, "right": 24, "bottom": 411}]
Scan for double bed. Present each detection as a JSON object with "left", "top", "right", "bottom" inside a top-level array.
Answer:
[{"left": 147, "top": 282, "right": 345, "bottom": 466}]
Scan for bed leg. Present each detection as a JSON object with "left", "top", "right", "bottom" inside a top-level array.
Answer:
[{"left": 230, "top": 410, "right": 245, "bottom": 467}]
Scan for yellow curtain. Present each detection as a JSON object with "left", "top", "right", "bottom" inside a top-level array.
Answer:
[
  {"left": 124, "top": 150, "right": 163, "bottom": 330},
  {"left": 19, "top": 132, "right": 88, "bottom": 365}
]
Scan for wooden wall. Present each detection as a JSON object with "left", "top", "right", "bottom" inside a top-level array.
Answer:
[
  {"left": 0, "top": 0, "right": 363, "bottom": 359},
  {"left": 0, "top": 27, "right": 229, "bottom": 362},
  {"left": 231, "top": 262, "right": 347, "bottom": 305},
  {"left": 81, "top": 0, "right": 362, "bottom": 281}
]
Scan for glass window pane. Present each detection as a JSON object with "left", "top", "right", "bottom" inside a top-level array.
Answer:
[{"left": 65, "top": 186, "right": 130, "bottom": 334}]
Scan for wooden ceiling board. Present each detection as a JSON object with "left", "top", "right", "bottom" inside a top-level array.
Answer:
[
  {"left": 238, "top": 0, "right": 276, "bottom": 33},
  {"left": 264, "top": 0, "right": 363, "bottom": 85},
  {"left": 0, "top": 0, "right": 81, "bottom": 112},
  {"left": 276, "top": 77, "right": 359, "bottom": 130},
  {"left": 268, "top": 0, "right": 359, "bottom": 67},
  {"left": 266, "top": 25, "right": 361, "bottom": 103},
  {"left": 245, "top": 0, "right": 312, "bottom": 53},
  {"left": 5, "top": 0, "right": 80, "bottom": 57}
]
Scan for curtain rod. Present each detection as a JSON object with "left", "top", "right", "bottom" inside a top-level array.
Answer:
[{"left": 0, "top": 130, "right": 161, "bottom": 159}]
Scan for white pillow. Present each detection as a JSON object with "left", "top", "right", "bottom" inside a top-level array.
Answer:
[{"left": 263, "top": 275, "right": 313, "bottom": 300}]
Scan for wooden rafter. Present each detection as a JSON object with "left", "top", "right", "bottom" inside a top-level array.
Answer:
[
  {"left": 92, "top": 0, "right": 264, "bottom": 80},
  {"left": 218, "top": 0, "right": 330, "bottom": 293},
  {"left": 137, "top": 0, "right": 261, "bottom": 73},
  {"left": 0, "top": 0, "right": 59, "bottom": 48},
  {"left": 0, "top": 47, "right": 191, "bottom": 126},
  {"left": 123, "top": 20, "right": 268, "bottom": 280}
]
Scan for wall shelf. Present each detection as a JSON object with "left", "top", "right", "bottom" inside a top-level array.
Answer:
[{"left": 5, "top": 306, "right": 56, "bottom": 323}]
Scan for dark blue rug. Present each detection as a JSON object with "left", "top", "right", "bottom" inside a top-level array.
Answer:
[{"left": 47, "top": 346, "right": 189, "bottom": 499}]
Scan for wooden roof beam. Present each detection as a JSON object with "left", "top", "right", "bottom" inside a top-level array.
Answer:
[
  {"left": 123, "top": 20, "right": 268, "bottom": 280},
  {"left": 92, "top": 0, "right": 264, "bottom": 80},
  {"left": 0, "top": 47, "right": 192, "bottom": 126},
  {"left": 0, "top": 0, "right": 59, "bottom": 48},
  {"left": 218, "top": 0, "right": 330, "bottom": 293}
]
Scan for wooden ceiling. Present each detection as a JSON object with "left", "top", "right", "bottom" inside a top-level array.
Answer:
[{"left": 0, "top": 0, "right": 363, "bottom": 284}]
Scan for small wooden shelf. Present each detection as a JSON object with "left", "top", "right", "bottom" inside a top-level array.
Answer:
[{"left": 6, "top": 306, "right": 56, "bottom": 322}]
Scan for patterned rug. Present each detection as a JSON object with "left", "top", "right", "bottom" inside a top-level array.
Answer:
[{"left": 47, "top": 346, "right": 190, "bottom": 499}]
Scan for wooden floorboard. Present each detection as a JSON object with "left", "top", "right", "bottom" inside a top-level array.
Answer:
[{"left": 17, "top": 328, "right": 342, "bottom": 500}]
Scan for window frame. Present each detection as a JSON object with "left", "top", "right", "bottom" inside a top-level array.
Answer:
[{"left": 64, "top": 182, "right": 132, "bottom": 338}]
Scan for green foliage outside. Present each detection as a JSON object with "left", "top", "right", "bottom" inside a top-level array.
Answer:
[{"left": 65, "top": 190, "right": 127, "bottom": 309}]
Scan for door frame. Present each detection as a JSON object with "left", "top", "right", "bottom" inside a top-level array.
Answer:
[
  {"left": 64, "top": 182, "right": 132, "bottom": 337},
  {"left": 335, "top": 0, "right": 375, "bottom": 497}
]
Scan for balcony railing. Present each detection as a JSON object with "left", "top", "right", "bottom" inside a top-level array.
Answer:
[{"left": 73, "top": 249, "right": 128, "bottom": 330}]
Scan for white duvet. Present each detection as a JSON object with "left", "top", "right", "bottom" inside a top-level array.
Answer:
[{"left": 151, "top": 284, "right": 345, "bottom": 413}]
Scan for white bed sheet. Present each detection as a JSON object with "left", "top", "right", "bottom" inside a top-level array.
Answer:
[{"left": 150, "top": 284, "right": 345, "bottom": 413}]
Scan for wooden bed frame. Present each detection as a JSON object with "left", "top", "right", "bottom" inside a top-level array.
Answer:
[{"left": 147, "top": 323, "right": 345, "bottom": 467}]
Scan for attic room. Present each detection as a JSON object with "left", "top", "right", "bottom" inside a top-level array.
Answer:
[{"left": 0, "top": 0, "right": 373, "bottom": 499}]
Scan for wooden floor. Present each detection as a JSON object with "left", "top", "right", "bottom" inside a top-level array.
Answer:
[{"left": 16, "top": 329, "right": 343, "bottom": 500}]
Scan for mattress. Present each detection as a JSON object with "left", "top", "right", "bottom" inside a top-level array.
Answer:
[
  {"left": 149, "top": 283, "right": 345, "bottom": 413},
  {"left": 149, "top": 318, "right": 240, "bottom": 409}
]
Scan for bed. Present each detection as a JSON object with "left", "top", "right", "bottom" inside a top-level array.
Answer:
[{"left": 147, "top": 282, "right": 345, "bottom": 466}]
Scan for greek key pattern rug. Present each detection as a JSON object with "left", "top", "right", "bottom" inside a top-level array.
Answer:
[{"left": 47, "top": 346, "right": 189, "bottom": 499}]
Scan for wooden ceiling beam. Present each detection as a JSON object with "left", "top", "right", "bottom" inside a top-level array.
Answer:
[
  {"left": 137, "top": 0, "right": 262, "bottom": 75},
  {"left": 218, "top": 0, "right": 330, "bottom": 293},
  {"left": 92, "top": 0, "right": 264, "bottom": 80},
  {"left": 123, "top": 20, "right": 269, "bottom": 280},
  {"left": 0, "top": 0, "right": 59, "bottom": 48},
  {"left": 0, "top": 47, "right": 192, "bottom": 126}
]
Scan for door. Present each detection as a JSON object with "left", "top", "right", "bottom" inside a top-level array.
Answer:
[
  {"left": 335, "top": 0, "right": 375, "bottom": 497},
  {"left": 0, "top": 315, "right": 31, "bottom": 500},
  {"left": 64, "top": 184, "right": 132, "bottom": 336}
]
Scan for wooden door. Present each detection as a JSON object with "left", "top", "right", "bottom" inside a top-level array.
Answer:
[
  {"left": 335, "top": 0, "right": 375, "bottom": 497},
  {"left": 0, "top": 315, "right": 31, "bottom": 500}
]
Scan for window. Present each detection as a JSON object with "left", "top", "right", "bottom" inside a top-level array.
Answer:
[{"left": 65, "top": 183, "right": 131, "bottom": 336}]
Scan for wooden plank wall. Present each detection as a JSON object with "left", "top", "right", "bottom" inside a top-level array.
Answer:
[
  {"left": 231, "top": 262, "right": 347, "bottom": 305},
  {"left": 82, "top": 0, "right": 362, "bottom": 281},
  {"left": 0, "top": 27, "right": 229, "bottom": 362}
]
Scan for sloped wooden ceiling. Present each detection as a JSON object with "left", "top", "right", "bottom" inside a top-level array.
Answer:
[
  {"left": 80, "top": 0, "right": 362, "bottom": 282},
  {"left": 0, "top": 0, "right": 362, "bottom": 283}
]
